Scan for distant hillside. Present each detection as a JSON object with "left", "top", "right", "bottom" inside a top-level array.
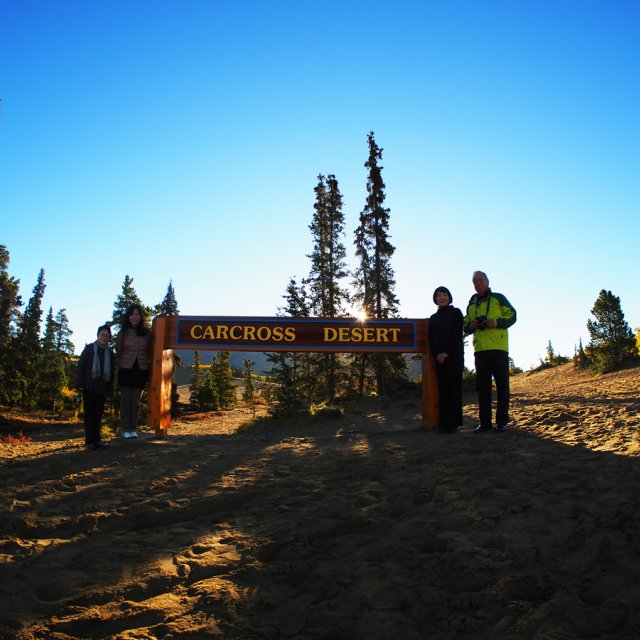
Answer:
[
  {"left": 173, "top": 350, "right": 421, "bottom": 386},
  {"left": 173, "top": 350, "right": 271, "bottom": 386}
]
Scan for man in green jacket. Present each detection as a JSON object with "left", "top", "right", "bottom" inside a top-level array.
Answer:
[{"left": 463, "top": 271, "right": 517, "bottom": 433}]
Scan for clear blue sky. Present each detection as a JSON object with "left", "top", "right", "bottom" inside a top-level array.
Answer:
[{"left": 1, "top": 0, "right": 639, "bottom": 369}]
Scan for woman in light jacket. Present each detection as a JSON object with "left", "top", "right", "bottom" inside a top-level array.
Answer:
[
  {"left": 76, "top": 324, "right": 114, "bottom": 449},
  {"left": 117, "top": 303, "right": 151, "bottom": 439}
]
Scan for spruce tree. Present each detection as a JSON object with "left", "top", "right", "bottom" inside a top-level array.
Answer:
[
  {"left": 198, "top": 367, "right": 220, "bottom": 411},
  {"left": 189, "top": 351, "right": 204, "bottom": 409},
  {"left": 267, "top": 278, "right": 311, "bottom": 416},
  {"left": 573, "top": 337, "right": 588, "bottom": 369},
  {"left": 352, "top": 132, "right": 406, "bottom": 396},
  {"left": 156, "top": 279, "right": 180, "bottom": 316},
  {"left": 53, "top": 308, "right": 75, "bottom": 355},
  {"left": 242, "top": 358, "right": 257, "bottom": 417},
  {"left": 39, "top": 307, "right": 68, "bottom": 409},
  {"left": 0, "top": 245, "right": 22, "bottom": 404},
  {"left": 587, "top": 289, "right": 637, "bottom": 373},
  {"left": 15, "top": 269, "right": 46, "bottom": 407},
  {"left": 545, "top": 341, "right": 555, "bottom": 365},
  {"left": 213, "top": 351, "right": 236, "bottom": 409},
  {"left": 112, "top": 275, "right": 152, "bottom": 330},
  {"left": 306, "top": 174, "right": 350, "bottom": 402}
]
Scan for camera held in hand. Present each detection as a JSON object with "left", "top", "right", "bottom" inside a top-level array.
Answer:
[{"left": 475, "top": 315, "right": 487, "bottom": 330}]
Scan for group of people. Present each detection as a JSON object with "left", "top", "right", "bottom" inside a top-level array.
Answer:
[
  {"left": 76, "top": 273, "right": 514, "bottom": 448},
  {"left": 75, "top": 304, "right": 151, "bottom": 450},
  {"left": 428, "top": 270, "right": 517, "bottom": 434}
]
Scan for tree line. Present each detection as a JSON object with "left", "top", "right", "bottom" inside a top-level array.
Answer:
[
  {"left": 2, "top": 132, "right": 638, "bottom": 416},
  {"left": 0, "top": 250, "right": 181, "bottom": 410},
  {"left": 540, "top": 289, "right": 637, "bottom": 375}
]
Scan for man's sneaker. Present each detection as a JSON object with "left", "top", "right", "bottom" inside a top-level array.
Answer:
[
  {"left": 123, "top": 431, "right": 132, "bottom": 439},
  {"left": 495, "top": 425, "right": 508, "bottom": 433},
  {"left": 474, "top": 424, "right": 491, "bottom": 433},
  {"left": 130, "top": 431, "right": 138, "bottom": 438}
]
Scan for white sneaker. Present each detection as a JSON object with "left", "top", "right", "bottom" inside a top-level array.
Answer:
[
  {"left": 123, "top": 431, "right": 132, "bottom": 439},
  {"left": 130, "top": 431, "right": 138, "bottom": 438}
]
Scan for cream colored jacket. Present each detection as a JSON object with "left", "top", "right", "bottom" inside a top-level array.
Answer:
[{"left": 117, "top": 328, "right": 151, "bottom": 370}]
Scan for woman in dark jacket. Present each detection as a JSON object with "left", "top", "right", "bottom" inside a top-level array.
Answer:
[
  {"left": 117, "top": 303, "right": 151, "bottom": 439},
  {"left": 428, "top": 286, "right": 464, "bottom": 433},
  {"left": 76, "top": 324, "right": 114, "bottom": 450}
]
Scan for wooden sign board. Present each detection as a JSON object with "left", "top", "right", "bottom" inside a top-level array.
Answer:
[
  {"left": 174, "top": 316, "right": 423, "bottom": 352},
  {"left": 148, "top": 316, "right": 437, "bottom": 436}
]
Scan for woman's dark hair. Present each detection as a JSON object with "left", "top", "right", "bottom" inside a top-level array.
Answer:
[
  {"left": 122, "top": 303, "right": 149, "bottom": 336},
  {"left": 433, "top": 286, "right": 453, "bottom": 305},
  {"left": 96, "top": 324, "right": 111, "bottom": 337}
]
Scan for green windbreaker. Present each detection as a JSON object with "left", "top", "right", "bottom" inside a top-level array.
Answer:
[{"left": 463, "top": 288, "right": 517, "bottom": 353}]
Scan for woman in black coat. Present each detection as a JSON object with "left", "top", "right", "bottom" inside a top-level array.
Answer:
[{"left": 428, "top": 286, "right": 464, "bottom": 433}]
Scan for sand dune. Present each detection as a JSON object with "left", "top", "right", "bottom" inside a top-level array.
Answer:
[{"left": 1, "top": 363, "right": 639, "bottom": 639}]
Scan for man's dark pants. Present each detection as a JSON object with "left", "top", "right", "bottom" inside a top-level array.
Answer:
[{"left": 474, "top": 349, "right": 510, "bottom": 428}]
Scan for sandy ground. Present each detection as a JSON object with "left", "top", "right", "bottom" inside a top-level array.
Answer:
[{"left": 1, "top": 363, "right": 640, "bottom": 639}]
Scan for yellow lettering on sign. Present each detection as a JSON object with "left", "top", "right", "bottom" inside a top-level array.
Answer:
[
  {"left": 321, "top": 325, "right": 403, "bottom": 344},
  {"left": 203, "top": 325, "right": 215, "bottom": 339},
  {"left": 324, "top": 327, "right": 337, "bottom": 342},
  {"left": 187, "top": 323, "right": 300, "bottom": 342}
]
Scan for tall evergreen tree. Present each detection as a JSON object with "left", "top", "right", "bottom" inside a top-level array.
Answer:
[
  {"left": 352, "top": 132, "right": 406, "bottom": 396},
  {"left": 52, "top": 308, "right": 75, "bottom": 355},
  {"left": 306, "top": 174, "right": 350, "bottom": 402},
  {"left": 242, "top": 358, "right": 257, "bottom": 417},
  {"left": 0, "top": 245, "right": 22, "bottom": 403},
  {"left": 573, "top": 337, "right": 588, "bottom": 369},
  {"left": 156, "top": 279, "right": 180, "bottom": 316},
  {"left": 39, "top": 307, "right": 68, "bottom": 409},
  {"left": 267, "top": 278, "right": 312, "bottom": 416},
  {"left": 213, "top": 351, "right": 236, "bottom": 409},
  {"left": 198, "top": 367, "right": 220, "bottom": 411},
  {"left": 587, "top": 289, "right": 637, "bottom": 373},
  {"left": 307, "top": 174, "right": 350, "bottom": 318},
  {"left": 112, "top": 275, "right": 151, "bottom": 330},
  {"left": 353, "top": 132, "right": 399, "bottom": 320},
  {"left": 189, "top": 351, "right": 204, "bottom": 408},
  {"left": 545, "top": 340, "right": 556, "bottom": 365},
  {"left": 0, "top": 245, "right": 22, "bottom": 347},
  {"left": 14, "top": 269, "right": 46, "bottom": 406}
]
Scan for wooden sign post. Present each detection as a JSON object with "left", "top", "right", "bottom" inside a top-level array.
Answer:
[{"left": 148, "top": 316, "right": 438, "bottom": 436}]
